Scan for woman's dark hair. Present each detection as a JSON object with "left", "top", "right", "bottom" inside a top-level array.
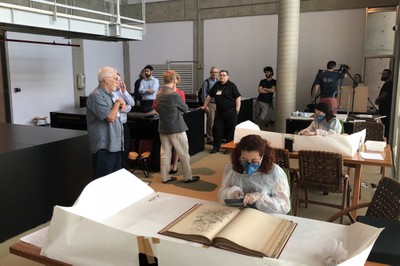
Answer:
[
  {"left": 354, "top": 73, "right": 362, "bottom": 83},
  {"left": 231, "top": 134, "right": 275, "bottom": 174},
  {"left": 315, "top": 102, "right": 335, "bottom": 122}
]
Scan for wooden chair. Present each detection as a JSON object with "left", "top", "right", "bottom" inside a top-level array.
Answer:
[
  {"left": 274, "top": 148, "right": 298, "bottom": 215},
  {"left": 274, "top": 148, "right": 297, "bottom": 192},
  {"left": 128, "top": 139, "right": 153, "bottom": 178},
  {"left": 353, "top": 121, "right": 385, "bottom": 142},
  {"left": 294, "top": 150, "right": 351, "bottom": 224},
  {"left": 346, "top": 121, "right": 386, "bottom": 178},
  {"left": 327, "top": 177, "right": 400, "bottom": 265},
  {"left": 327, "top": 177, "right": 400, "bottom": 223},
  {"left": 129, "top": 151, "right": 151, "bottom": 177}
]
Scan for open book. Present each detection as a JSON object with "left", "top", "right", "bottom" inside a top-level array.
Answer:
[{"left": 159, "top": 204, "right": 297, "bottom": 258}]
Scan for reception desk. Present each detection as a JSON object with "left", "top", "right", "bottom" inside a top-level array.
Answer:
[
  {"left": 0, "top": 123, "right": 92, "bottom": 242},
  {"left": 50, "top": 108, "right": 205, "bottom": 171}
]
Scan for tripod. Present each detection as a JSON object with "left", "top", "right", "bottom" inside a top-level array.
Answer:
[
  {"left": 338, "top": 68, "right": 358, "bottom": 114},
  {"left": 367, "top": 97, "right": 379, "bottom": 114}
]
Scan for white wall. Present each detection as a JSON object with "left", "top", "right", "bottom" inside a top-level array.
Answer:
[
  {"left": 6, "top": 9, "right": 366, "bottom": 125},
  {"left": 204, "top": 9, "right": 365, "bottom": 111},
  {"left": 83, "top": 40, "right": 124, "bottom": 95},
  {"left": 6, "top": 34, "right": 124, "bottom": 125},
  {"left": 129, "top": 21, "right": 194, "bottom": 89},
  {"left": 7, "top": 32, "right": 74, "bottom": 125},
  {"left": 129, "top": 9, "right": 365, "bottom": 111}
]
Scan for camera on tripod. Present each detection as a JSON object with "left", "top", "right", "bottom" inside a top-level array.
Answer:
[
  {"left": 337, "top": 64, "right": 349, "bottom": 72},
  {"left": 337, "top": 64, "right": 349, "bottom": 79}
]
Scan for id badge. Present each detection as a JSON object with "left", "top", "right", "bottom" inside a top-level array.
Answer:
[{"left": 216, "top": 90, "right": 222, "bottom": 95}]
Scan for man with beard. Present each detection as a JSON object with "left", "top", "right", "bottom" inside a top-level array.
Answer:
[
  {"left": 139, "top": 65, "right": 160, "bottom": 112},
  {"left": 201, "top": 66, "right": 219, "bottom": 144},
  {"left": 255, "top": 66, "right": 276, "bottom": 127},
  {"left": 375, "top": 69, "right": 393, "bottom": 139},
  {"left": 86, "top": 66, "right": 125, "bottom": 179},
  {"left": 201, "top": 70, "right": 241, "bottom": 154}
]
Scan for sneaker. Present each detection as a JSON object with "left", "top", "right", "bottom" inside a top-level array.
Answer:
[
  {"left": 162, "top": 176, "right": 177, "bottom": 184},
  {"left": 184, "top": 176, "right": 200, "bottom": 183},
  {"left": 210, "top": 147, "right": 219, "bottom": 154}
]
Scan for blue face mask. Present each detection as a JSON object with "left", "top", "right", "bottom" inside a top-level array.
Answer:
[
  {"left": 316, "top": 115, "right": 325, "bottom": 123},
  {"left": 241, "top": 158, "right": 262, "bottom": 176}
]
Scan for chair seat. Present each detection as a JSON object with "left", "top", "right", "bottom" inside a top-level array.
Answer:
[
  {"left": 128, "top": 152, "right": 139, "bottom": 160},
  {"left": 128, "top": 151, "right": 151, "bottom": 178},
  {"left": 357, "top": 216, "right": 400, "bottom": 265}
]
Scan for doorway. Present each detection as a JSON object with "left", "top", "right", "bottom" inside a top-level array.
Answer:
[{"left": 0, "top": 30, "right": 11, "bottom": 123}]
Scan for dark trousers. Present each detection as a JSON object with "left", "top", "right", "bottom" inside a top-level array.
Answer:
[
  {"left": 381, "top": 115, "right": 390, "bottom": 141},
  {"left": 92, "top": 149, "right": 122, "bottom": 179},
  {"left": 122, "top": 123, "right": 131, "bottom": 170},
  {"left": 213, "top": 108, "right": 238, "bottom": 148},
  {"left": 140, "top": 100, "right": 154, "bottom": 112}
]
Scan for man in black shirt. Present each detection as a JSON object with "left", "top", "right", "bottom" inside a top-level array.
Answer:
[
  {"left": 256, "top": 66, "right": 276, "bottom": 126},
  {"left": 200, "top": 70, "right": 241, "bottom": 154},
  {"left": 375, "top": 69, "right": 393, "bottom": 139},
  {"left": 311, "top": 61, "right": 341, "bottom": 113}
]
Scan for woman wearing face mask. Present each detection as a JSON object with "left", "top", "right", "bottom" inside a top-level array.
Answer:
[
  {"left": 298, "top": 102, "right": 342, "bottom": 136},
  {"left": 217, "top": 134, "right": 291, "bottom": 214}
]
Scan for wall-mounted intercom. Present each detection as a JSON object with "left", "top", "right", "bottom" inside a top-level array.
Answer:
[{"left": 77, "top": 73, "right": 86, "bottom": 90}]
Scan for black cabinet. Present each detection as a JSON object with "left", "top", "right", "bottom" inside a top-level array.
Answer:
[
  {"left": 0, "top": 123, "right": 92, "bottom": 242},
  {"left": 50, "top": 108, "right": 205, "bottom": 171}
]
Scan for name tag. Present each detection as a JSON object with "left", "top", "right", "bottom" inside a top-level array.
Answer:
[{"left": 216, "top": 90, "right": 222, "bottom": 95}]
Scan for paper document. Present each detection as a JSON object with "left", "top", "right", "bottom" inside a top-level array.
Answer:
[{"left": 359, "top": 152, "right": 384, "bottom": 160}]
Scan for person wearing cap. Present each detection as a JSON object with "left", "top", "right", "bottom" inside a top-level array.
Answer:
[
  {"left": 298, "top": 102, "right": 342, "bottom": 136},
  {"left": 255, "top": 66, "right": 276, "bottom": 127}
]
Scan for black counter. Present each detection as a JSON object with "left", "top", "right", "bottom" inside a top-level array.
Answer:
[
  {"left": 0, "top": 123, "right": 92, "bottom": 242},
  {"left": 50, "top": 108, "right": 205, "bottom": 171},
  {"left": 286, "top": 118, "right": 353, "bottom": 134}
]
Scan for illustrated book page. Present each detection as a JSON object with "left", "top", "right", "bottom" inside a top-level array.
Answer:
[{"left": 159, "top": 204, "right": 297, "bottom": 258}]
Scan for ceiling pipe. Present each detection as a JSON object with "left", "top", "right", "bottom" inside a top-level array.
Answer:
[{"left": 0, "top": 38, "right": 80, "bottom": 47}]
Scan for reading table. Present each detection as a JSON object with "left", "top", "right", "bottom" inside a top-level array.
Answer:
[
  {"left": 7, "top": 170, "right": 383, "bottom": 266},
  {"left": 221, "top": 141, "right": 393, "bottom": 217}
]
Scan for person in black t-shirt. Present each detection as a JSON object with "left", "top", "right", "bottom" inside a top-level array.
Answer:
[
  {"left": 311, "top": 61, "right": 341, "bottom": 113},
  {"left": 375, "top": 69, "right": 393, "bottom": 139},
  {"left": 200, "top": 70, "right": 241, "bottom": 154},
  {"left": 255, "top": 66, "right": 276, "bottom": 126}
]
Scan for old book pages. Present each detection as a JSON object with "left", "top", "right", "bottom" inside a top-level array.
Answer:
[{"left": 159, "top": 204, "right": 297, "bottom": 258}]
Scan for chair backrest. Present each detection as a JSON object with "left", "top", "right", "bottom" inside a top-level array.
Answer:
[
  {"left": 298, "top": 150, "right": 343, "bottom": 192},
  {"left": 366, "top": 177, "right": 400, "bottom": 219},
  {"left": 274, "top": 148, "right": 290, "bottom": 169},
  {"left": 352, "top": 121, "right": 384, "bottom": 141}
]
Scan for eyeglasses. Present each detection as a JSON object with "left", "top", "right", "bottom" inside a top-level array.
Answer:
[
  {"left": 107, "top": 76, "right": 119, "bottom": 82},
  {"left": 210, "top": 71, "right": 218, "bottom": 74},
  {"left": 219, "top": 74, "right": 228, "bottom": 77}
]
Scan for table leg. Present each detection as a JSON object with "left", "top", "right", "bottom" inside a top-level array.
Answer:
[{"left": 351, "top": 164, "right": 362, "bottom": 218}]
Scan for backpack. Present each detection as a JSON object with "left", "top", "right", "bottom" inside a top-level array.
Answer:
[{"left": 197, "top": 79, "right": 210, "bottom": 105}]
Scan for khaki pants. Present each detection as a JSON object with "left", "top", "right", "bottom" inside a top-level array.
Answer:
[
  {"left": 256, "top": 101, "right": 272, "bottom": 124},
  {"left": 206, "top": 103, "right": 216, "bottom": 143},
  {"left": 160, "top": 132, "right": 192, "bottom": 182}
]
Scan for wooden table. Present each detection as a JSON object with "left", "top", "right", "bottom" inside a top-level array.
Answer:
[
  {"left": 10, "top": 241, "right": 71, "bottom": 266},
  {"left": 221, "top": 141, "right": 393, "bottom": 217}
]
